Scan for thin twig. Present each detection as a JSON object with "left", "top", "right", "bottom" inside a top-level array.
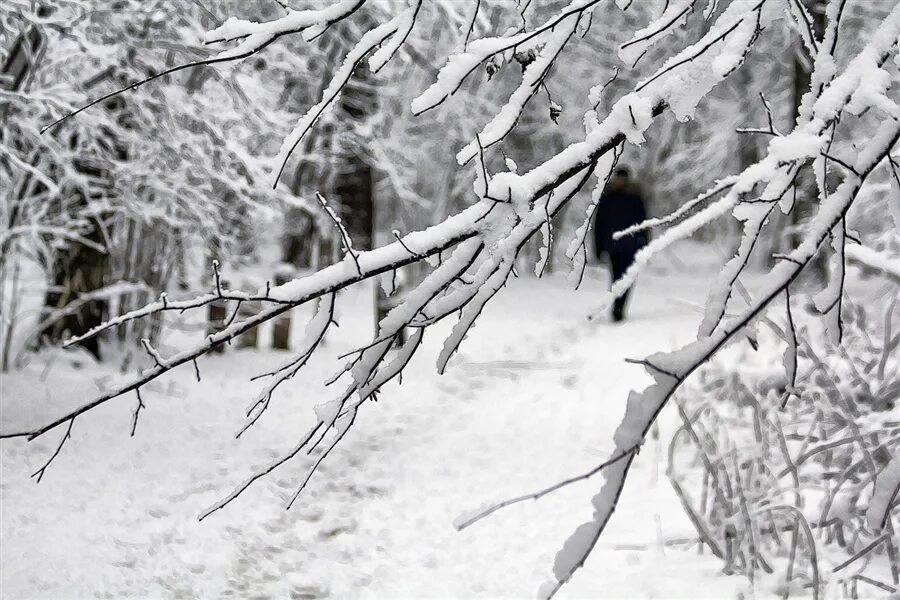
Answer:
[{"left": 456, "top": 446, "right": 638, "bottom": 531}]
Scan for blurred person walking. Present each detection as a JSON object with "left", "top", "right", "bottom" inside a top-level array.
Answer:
[{"left": 593, "top": 166, "right": 649, "bottom": 322}]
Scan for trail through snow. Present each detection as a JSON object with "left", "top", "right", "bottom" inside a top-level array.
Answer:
[{"left": 1, "top": 249, "right": 747, "bottom": 599}]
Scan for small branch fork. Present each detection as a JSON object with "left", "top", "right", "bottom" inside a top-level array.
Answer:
[
  {"left": 411, "top": 0, "right": 614, "bottom": 116},
  {"left": 60, "top": 260, "right": 305, "bottom": 350},
  {"left": 569, "top": 143, "right": 623, "bottom": 289},
  {"left": 624, "top": 357, "right": 678, "bottom": 379},
  {"left": 31, "top": 419, "right": 74, "bottom": 483},
  {"left": 459, "top": 16, "right": 579, "bottom": 165},
  {"left": 455, "top": 446, "right": 639, "bottom": 531},
  {"left": 316, "top": 192, "right": 362, "bottom": 276},
  {"left": 737, "top": 92, "right": 782, "bottom": 136},
  {"left": 131, "top": 390, "right": 145, "bottom": 437},
  {"left": 620, "top": 2, "right": 692, "bottom": 51},
  {"left": 238, "top": 293, "right": 337, "bottom": 438},
  {"left": 635, "top": 2, "right": 762, "bottom": 94},
  {"left": 141, "top": 338, "right": 167, "bottom": 368}
]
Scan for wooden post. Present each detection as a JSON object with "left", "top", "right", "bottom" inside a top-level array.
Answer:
[
  {"left": 41, "top": 215, "right": 110, "bottom": 359},
  {"left": 207, "top": 298, "right": 228, "bottom": 354},
  {"left": 272, "top": 315, "right": 291, "bottom": 351},
  {"left": 237, "top": 301, "right": 262, "bottom": 349},
  {"left": 272, "top": 264, "right": 296, "bottom": 350}
]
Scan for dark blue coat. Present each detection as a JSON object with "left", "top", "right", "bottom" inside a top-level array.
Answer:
[{"left": 593, "top": 185, "right": 648, "bottom": 258}]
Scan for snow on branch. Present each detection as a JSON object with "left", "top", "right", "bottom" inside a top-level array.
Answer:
[
  {"left": 204, "top": 0, "right": 365, "bottom": 46},
  {"left": 410, "top": 0, "right": 605, "bottom": 115},
  {"left": 618, "top": 0, "right": 694, "bottom": 66},
  {"left": 454, "top": 13, "right": 581, "bottom": 165},
  {"left": 635, "top": 0, "right": 766, "bottom": 119},
  {"left": 240, "top": 293, "right": 336, "bottom": 437},
  {"left": 613, "top": 175, "right": 739, "bottom": 241},
  {"left": 845, "top": 242, "right": 900, "bottom": 283},
  {"left": 368, "top": 0, "right": 423, "bottom": 72},
  {"left": 272, "top": 8, "right": 416, "bottom": 185},
  {"left": 785, "top": 0, "right": 819, "bottom": 58},
  {"left": 565, "top": 146, "right": 622, "bottom": 288}
]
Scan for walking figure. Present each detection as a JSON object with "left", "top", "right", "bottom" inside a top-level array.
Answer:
[{"left": 593, "top": 166, "right": 649, "bottom": 322}]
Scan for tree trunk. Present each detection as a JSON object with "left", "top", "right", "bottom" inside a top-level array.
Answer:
[
  {"left": 788, "top": 0, "right": 827, "bottom": 281},
  {"left": 41, "top": 214, "right": 110, "bottom": 359}
]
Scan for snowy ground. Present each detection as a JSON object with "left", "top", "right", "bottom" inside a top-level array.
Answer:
[{"left": 1, "top": 246, "right": 751, "bottom": 599}]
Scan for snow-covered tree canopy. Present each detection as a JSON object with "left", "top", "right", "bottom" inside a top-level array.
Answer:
[
  {"left": 1, "top": 0, "right": 306, "bottom": 276},
  {"left": 2, "top": 0, "right": 899, "bottom": 596}
]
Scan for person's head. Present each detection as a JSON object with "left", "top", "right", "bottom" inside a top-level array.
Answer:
[{"left": 610, "top": 166, "right": 631, "bottom": 189}]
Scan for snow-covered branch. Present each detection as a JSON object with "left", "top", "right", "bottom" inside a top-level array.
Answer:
[{"left": 845, "top": 242, "right": 900, "bottom": 283}]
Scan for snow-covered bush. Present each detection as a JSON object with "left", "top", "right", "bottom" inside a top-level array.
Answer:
[
  {"left": 2, "top": 1, "right": 900, "bottom": 597},
  {"left": 669, "top": 296, "right": 899, "bottom": 597}
]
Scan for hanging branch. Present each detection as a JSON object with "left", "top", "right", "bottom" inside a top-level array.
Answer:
[
  {"left": 781, "top": 285, "right": 799, "bottom": 408},
  {"left": 273, "top": 10, "right": 413, "bottom": 185},
  {"left": 30, "top": 419, "right": 75, "bottom": 483},
  {"left": 736, "top": 92, "right": 782, "bottom": 135},
  {"left": 463, "top": 0, "right": 482, "bottom": 50},
  {"left": 455, "top": 446, "right": 638, "bottom": 531},
  {"left": 239, "top": 293, "right": 336, "bottom": 438},
  {"left": 536, "top": 196, "right": 554, "bottom": 278},
  {"left": 565, "top": 144, "right": 622, "bottom": 289},
  {"left": 316, "top": 192, "right": 362, "bottom": 276},
  {"left": 130, "top": 389, "right": 145, "bottom": 437}
]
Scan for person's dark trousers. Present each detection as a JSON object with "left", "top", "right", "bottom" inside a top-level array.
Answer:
[{"left": 609, "top": 250, "right": 635, "bottom": 321}]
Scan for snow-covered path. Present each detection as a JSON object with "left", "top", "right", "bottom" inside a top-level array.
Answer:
[{"left": 1, "top": 255, "right": 745, "bottom": 599}]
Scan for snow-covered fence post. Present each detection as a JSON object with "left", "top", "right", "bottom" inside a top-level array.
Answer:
[
  {"left": 206, "top": 264, "right": 229, "bottom": 354},
  {"left": 206, "top": 299, "right": 229, "bottom": 354},
  {"left": 237, "top": 301, "right": 263, "bottom": 349},
  {"left": 272, "top": 263, "right": 297, "bottom": 351}
]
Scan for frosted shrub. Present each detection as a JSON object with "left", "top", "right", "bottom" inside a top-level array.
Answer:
[{"left": 669, "top": 296, "right": 899, "bottom": 597}]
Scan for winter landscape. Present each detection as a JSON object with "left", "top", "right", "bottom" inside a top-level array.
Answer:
[{"left": 1, "top": 0, "right": 899, "bottom": 599}]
